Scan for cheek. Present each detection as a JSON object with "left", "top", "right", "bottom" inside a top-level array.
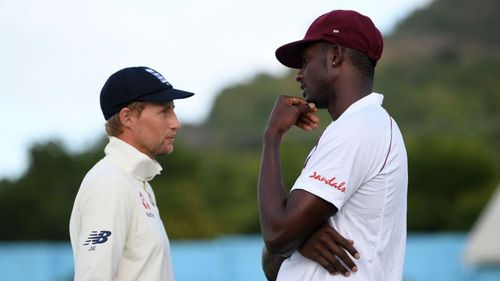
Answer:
[
  {"left": 149, "top": 115, "right": 167, "bottom": 129},
  {"left": 138, "top": 118, "right": 164, "bottom": 138}
]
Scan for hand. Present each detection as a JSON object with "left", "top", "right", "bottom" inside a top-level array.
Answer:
[
  {"left": 299, "top": 223, "right": 360, "bottom": 277},
  {"left": 265, "top": 96, "right": 319, "bottom": 139},
  {"left": 294, "top": 99, "right": 319, "bottom": 131}
]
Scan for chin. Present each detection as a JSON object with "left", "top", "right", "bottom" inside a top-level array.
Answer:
[
  {"left": 165, "top": 145, "right": 174, "bottom": 154},
  {"left": 152, "top": 146, "right": 174, "bottom": 157},
  {"left": 304, "top": 95, "right": 316, "bottom": 104}
]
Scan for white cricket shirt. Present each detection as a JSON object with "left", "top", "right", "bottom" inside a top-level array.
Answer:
[
  {"left": 70, "top": 137, "right": 174, "bottom": 281},
  {"left": 278, "top": 93, "right": 408, "bottom": 281}
]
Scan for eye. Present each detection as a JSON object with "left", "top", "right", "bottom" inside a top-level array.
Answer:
[
  {"left": 162, "top": 103, "right": 175, "bottom": 112},
  {"left": 159, "top": 107, "right": 169, "bottom": 115},
  {"left": 301, "top": 57, "right": 309, "bottom": 67}
]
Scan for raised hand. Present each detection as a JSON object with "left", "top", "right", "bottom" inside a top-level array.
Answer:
[{"left": 265, "top": 96, "right": 319, "bottom": 139}]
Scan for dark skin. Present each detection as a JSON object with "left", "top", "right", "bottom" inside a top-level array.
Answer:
[
  {"left": 262, "top": 223, "right": 360, "bottom": 280},
  {"left": 259, "top": 42, "right": 373, "bottom": 280}
]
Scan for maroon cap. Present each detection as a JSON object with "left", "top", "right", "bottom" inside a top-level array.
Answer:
[{"left": 275, "top": 10, "right": 383, "bottom": 69}]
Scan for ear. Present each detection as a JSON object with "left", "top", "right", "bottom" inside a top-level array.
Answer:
[
  {"left": 118, "top": 107, "right": 134, "bottom": 128},
  {"left": 330, "top": 45, "right": 344, "bottom": 67}
]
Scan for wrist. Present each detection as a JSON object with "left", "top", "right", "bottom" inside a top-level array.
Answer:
[{"left": 263, "top": 127, "right": 283, "bottom": 143}]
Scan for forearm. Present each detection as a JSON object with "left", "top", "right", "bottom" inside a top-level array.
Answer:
[
  {"left": 258, "top": 129, "right": 292, "bottom": 253},
  {"left": 258, "top": 96, "right": 330, "bottom": 255},
  {"left": 258, "top": 130, "right": 288, "bottom": 216}
]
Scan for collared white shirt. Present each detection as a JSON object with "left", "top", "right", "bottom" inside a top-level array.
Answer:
[
  {"left": 278, "top": 93, "right": 408, "bottom": 281},
  {"left": 70, "top": 137, "right": 174, "bottom": 281}
]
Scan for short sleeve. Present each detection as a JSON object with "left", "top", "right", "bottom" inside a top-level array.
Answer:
[{"left": 291, "top": 117, "right": 388, "bottom": 210}]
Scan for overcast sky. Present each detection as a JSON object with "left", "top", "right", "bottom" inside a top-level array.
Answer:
[{"left": 0, "top": 0, "right": 433, "bottom": 179}]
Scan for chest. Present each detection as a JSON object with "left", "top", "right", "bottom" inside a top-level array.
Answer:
[{"left": 127, "top": 183, "right": 169, "bottom": 252}]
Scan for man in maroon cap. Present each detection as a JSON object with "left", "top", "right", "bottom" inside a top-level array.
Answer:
[{"left": 258, "top": 10, "right": 408, "bottom": 281}]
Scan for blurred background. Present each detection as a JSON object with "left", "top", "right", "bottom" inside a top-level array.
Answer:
[{"left": 1, "top": 0, "right": 499, "bottom": 280}]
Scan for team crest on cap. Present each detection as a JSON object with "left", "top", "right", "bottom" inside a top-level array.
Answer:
[{"left": 145, "top": 68, "right": 171, "bottom": 86}]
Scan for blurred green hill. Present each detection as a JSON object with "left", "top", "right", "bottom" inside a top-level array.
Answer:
[
  {"left": 1, "top": 0, "right": 499, "bottom": 240},
  {"left": 379, "top": 0, "right": 500, "bottom": 230}
]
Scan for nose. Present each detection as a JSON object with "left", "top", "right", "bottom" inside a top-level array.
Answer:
[{"left": 169, "top": 112, "right": 181, "bottom": 130}]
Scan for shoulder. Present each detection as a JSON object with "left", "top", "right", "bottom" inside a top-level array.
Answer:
[
  {"left": 78, "top": 158, "right": 135, "bottom": 201},
  {"left": 326, "top": 106, "right": 389, "bottom": 141}
]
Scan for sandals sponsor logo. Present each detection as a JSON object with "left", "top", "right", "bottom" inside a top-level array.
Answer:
[{"left": 309, "top": 171, "right": 346, "bottom": 192}]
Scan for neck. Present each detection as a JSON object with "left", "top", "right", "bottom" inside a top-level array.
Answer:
[
  {"left": 117, "top": 133, "right": 155, "bottom": 160},
  {"left": 327, "top": 79, "right": 373, "bottom": 120}
]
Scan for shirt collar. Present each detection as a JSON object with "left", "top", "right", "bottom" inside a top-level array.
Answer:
[
  {"left": 338, "top": 92, "right": 384, "bottom": 120},
  {"left": 104, "top": 137, "right": 163, "bottom": 182}
]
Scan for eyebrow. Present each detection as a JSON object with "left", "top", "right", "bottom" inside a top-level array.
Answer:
[{"left": 165, "top": 101, "right": 175, "bottom": 109}]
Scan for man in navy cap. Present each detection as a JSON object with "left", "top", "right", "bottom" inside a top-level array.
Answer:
[
  {"left": 259, "top": 10, "right": 408, "bottom": 281},
  {"left": 70, "top": 67, "right": 194, "bottom": 281}
]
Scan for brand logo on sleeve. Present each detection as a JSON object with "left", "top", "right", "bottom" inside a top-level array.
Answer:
[
  {"left": 83, "top": 230, "right": 112, "bottom": 246},
  {"left": 309, "top": 171, "right": 346, "bottom": 192}
]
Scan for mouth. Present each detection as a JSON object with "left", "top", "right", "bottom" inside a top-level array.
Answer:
[{"left": 300, "top": 84, "right": 306, "bottom": 98}]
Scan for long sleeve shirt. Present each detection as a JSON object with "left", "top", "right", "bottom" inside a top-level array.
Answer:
[{"left": 70, "top": 136, "right": 174, "bottom": 281}]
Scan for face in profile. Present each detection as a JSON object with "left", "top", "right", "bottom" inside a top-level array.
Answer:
[
  {"left": 130, "top": 101, "right": 180, "bottom": 158},
  {"left": 297, "top": 43, "right": 335, "bottom": 109}
]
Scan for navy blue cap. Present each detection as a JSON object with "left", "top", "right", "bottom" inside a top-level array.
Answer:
[{"left": 100, "top": 66, "right": 194, "bottom": 120}]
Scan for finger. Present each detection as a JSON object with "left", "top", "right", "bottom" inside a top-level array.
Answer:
[
  {"left": 297, "top": 115, "right": 318, "bottom": 128},
  {"left": 329, "top": 229, "right": 360, "bottom": 259},
  {"left": 308, "top": 103, "right": 318, "bottom": 112},
  {"left": 305, "top": 113, "right": 320, "bottom": 126},
  {"left": 302, "top": 112, "right": 320, "bottom": 125},
  {"left": 332, "top": 247, "right": 357, "bottom": 273},
  {"left": 313, "top": 256, "right": 339, "bottom": 275},
  {"left": 295, "top": 113, "right": 319, "bottom": 131},
  {"left": 296, "top": 120, "right": 318, "bottom": 131},
  {"left": 328, "top": 254, "right": 351, "bottom": 276},
  {"left": 295, "top": 121, "right": 315, "bottom": 131},
  {"left": 314, "top": 235, "right": 352, "bottom": 276},
  {"left": 287, "top": 96, "right": 307, "bottom": 106},
  {"left": 315, "top": 243, "right": 349, "bottom": 275},
  {"left": 296, "top": 119, "right": 319, "bottom": 131},
  {"left": 321, "top": 235, "right": 357, "bottom": 272}
]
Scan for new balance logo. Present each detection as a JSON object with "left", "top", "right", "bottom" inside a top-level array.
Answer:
[{"left": 83, "top": 230, "right": 112, "bottom": 246}]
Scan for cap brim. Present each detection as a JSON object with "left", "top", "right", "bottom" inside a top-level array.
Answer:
[
  {"left": 138, "top": 88, "right": 194, "bottom": 102},
  {"left": 275, "top": 38, "right": 321, "bottom": 69},
  {"left": 167, "top": 88, "right": 195, "bottom": 100}
]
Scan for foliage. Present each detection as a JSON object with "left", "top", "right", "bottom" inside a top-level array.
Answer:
[
  {"left": 0, "top": 140, "right": 103, "bottom": 240},
  {"left": 406, "top": 136, "right": 497, "bottom": 230},
  {"left": 153, "top": 145, "right": 262, "bottom": 238}
]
